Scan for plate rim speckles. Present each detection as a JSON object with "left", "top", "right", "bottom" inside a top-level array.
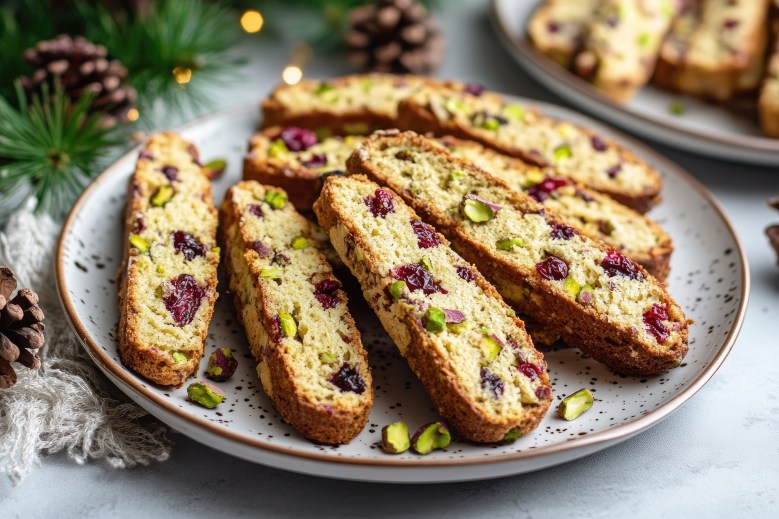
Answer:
[{"left": 55, "top": 99, "right": 749, "bottom": 483}]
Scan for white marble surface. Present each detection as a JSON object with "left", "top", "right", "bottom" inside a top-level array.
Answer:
[{"left": 2, "top": 2, "right": 778, "bottom": 516}]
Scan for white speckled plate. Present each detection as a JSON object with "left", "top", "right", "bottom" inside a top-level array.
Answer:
[
  {"left": 491, "top": 0, "right": 779, "bottom": 166},
  {"left": 56, "top": 98, "right": 748, "bottom": 483}
]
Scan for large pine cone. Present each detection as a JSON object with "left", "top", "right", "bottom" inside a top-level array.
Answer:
[
  {"left": 20, "top": 35, "right": 137, "bottom": 128},
  {"left": 346, "top": 0, "right": 445, "bottom": 75},
  {"left": 0, "top": 267, "right": 45, "bottom": 389}
]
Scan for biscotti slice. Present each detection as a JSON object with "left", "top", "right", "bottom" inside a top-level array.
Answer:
[
  {"left": 527, "top": 0, "right": 600, "bottom": 68},
  {"left": 348, "top": 131, "right": 690, "bottom": 375},
  {"left": 118, "top": 133, "right": 219, "bottom": 386},
  {"left": 243, "top": 126, "right": 367, "bottom": 210},
  {"left": 654, "top": 0, "right": 771, "bottom": 100},
  {"left": 759, "top": 34, "right": 779, "bottom": 137},
  {"left": 220, "top": 181, "right": 373, "bottom": 444},
  {"left": 261, "top": 74, "right": 427, "bottom": 135},
  {"left": 437, "top": 136, "right": 673, "bottom": 280},
  {"left": 313, "top": 175, "right": 553, "bottom": 443},
  {"left": 396, "top": 81, "right": 661, "bottom": 213},
  {"left": 572, "top": 0, "right": 679, "bottom": 101}
]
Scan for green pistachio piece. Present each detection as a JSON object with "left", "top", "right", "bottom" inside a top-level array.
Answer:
[
  {"left": 156, "top": 264, "right": 165, "bottom": 274},
  {"left": 172, "top": 352, "right": 187, "bottom": 363},
  {"left": 411, "top": 422, "right": 451, "bottom": 454},
  {"left": 265, "top": 190, "right": 287, "bottom": 209},
  {"left": 187, "top": 381, "right": 225, "bottom": 409},
  {"left": 553, "top": 144, "right": 572, "bottom": 161},
  {"left": 129, "top": 234, "right": 150, "bottom": 253},
  {"left": 354, "top": 246, "right": 365, "bottom": 261},
  {"left": 558, "top": 388, "right": 594, "bottom": 421},
  {"left": 203, "top": 159, "right": 227, "bottom": 179},
  {"left": 279, "top": 311, "right": 297, "bottom": 338},
  {"left": 319, "top": 352, "right": 337, "bottom": 364},
  {"left": 151, "top": 185, "right": 174, "bottom": 207},
  {"left": 521, "top": 169, "right": 545, "bottom": 187},
  {"left": 637, "top": 33, "right": 651, "bottom": 47},
  {"left": 212, "top": 246, "right": 221, "bottom": 255},
  {"left": 463, "top": 199, "right": 495, "bottom": 223},
  {"left": 670, "top": 101, "right": 685, "bottom": 116},
  {"left": 259, "top": 266, "right": 283, "bottom": 279},
  {"left": 564, "top": 276, "right": 581, "bottom": 297},
  {"left": 501, "top": 428, "right": 524, "bottom": 443},
  {"left": 315, "top": 82, "right": 333, "bottom": 96},
  {"left": 444, "top": 97, "right": 465, "bottom": 113},
  {"left": 291, "top": 236, "right": 310, "bottom": 250},
  {"left": 504, "top": 104, "right": 526, "bottom": 121},
  {"left": 381, "top": 421, "right": 411, "bottom": 454},
  {"left": 361, "top": 78, "right": 375, "bottom": 91},
  {"left": 419, "top": 257, "right": 433, "bottom": 271},
  {"left": 481, "top": 118, "right": 501, "bottom": 131},
  {"left": 389, "top": 280, "right": 407, "bottom": 300},
  {"left": 268, "top": 139, "right": 288, "bottom": 158},
  {"left": 480, "top": 336, "right": 502, "bottom": 363},
  {"left": 425, "top": 307, "right": 446, "bottom": 333},
  {"left": 447, "top": 170, "right": 466, "bottom": 182},
  {"left": 577, "top": 284, "right": 594, "bottom": 305},
  {"left": 314, "top": 127, "right": 332, "bottom": 140},
  {"left": 496, "top": 237, "right": 524, "bottom": 251},
  {"left": 671, "top": 358, "right": 682, "bottom": 368}
]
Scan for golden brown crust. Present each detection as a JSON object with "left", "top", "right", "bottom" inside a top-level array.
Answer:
[
  {"left": 313, "top": 175, "right": 552, "bottom": 443},
  {"left": 347, "top": 131, "right": 690, "bottom": 376},
  {"left": 220, "top": 181, "right": 372, "bottom": 444}
]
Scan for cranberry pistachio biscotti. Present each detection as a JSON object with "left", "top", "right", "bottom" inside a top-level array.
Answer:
[
  {"left": 261, "top": 74, "right": 426, "bottom": 135},
  {"left": 118, "top": 133, "right": 219, "bottom": 386},
  {"left": 220, "top": 181, "right": 373, "bottom": 444},
  {"left": 396, "top": 81, "right": 662, "bottom": 213},
  {"left": 348, "top": 131, "right": 690, "bottom": 375},
  {"left": 313, "top": 175, "right": 553, "bottom": 443}
]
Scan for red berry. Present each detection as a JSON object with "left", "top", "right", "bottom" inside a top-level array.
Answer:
[
  {"left": 364, "top": 189, "right": 395, "bottom": 218},
  {"left": 643, "top": 303, "right": 670, "bottom": 343},
  {"left": 276, "top": 127, "right": 318, "bottom": 151},
  {"left": 536, "top": 255, "right": 568, "bottom": 280},
  {"left": 163, "top": 274, "right": 206, "bottom": 326},
  {"left": 527, "top": 177, "right": 570, "bottom": 202},
  {"left": 410, "top": 219, "right": 441, "bottom": 248},
  {"left": 456, "top": 266, "right": 476, "bottom": 282},
  {"left": 601, "top": 250, "right": 644, "bottom": 280},
  {"left": 480, "top": 368, "right": 504, "bottom": 399},
  {"left": 314, "top": 279, "right": 342, "bottom": 309},
  {"left": 329, "top": 363, "right": 366, "bottom": 394},
  {"left": 392, "top": 264, "right": 448, "bottom": 295},
  {"left": 550, "top": 223, "right": 576, "bottom": 240},
  {"left": 173, "top": 231, "right": 206, "bottom": 261},
  {"left": 518, "top": 362, "right": 543, "bottom": 380}
]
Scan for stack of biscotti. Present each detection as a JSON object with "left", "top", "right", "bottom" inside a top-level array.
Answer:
[
  {"left": 262, "top": 74, "right": 427, "bottom": 136},
  {"left": 760, "top": 1, "right": 779, "bottom": 137},
  {"left": 220, "top": 181, "right": 373, "bottom": 444},
  {"left": 396, "top": 81, "right": 662, "bottom": 213},
  {"left": 573, "top": 0, "right": 680, "bottom": 101},
  {"left": 118, "top": 133, "right": 220, "bottom": 386},
  {"left": 654, "top": 0, "right": 771, "bottom": 101},
  {"left": 347, "top": 131, "right": 690, "bottom": 375},
  {"left": 313, "top": 174, "right": 552, "bottom": 442},
  {"left": 527, "top": 0, "right": 601, "bottom": 68}
]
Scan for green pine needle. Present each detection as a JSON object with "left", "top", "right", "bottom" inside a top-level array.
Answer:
[{"left": 0, "top": 82, "right": 116, "bottom": 216}]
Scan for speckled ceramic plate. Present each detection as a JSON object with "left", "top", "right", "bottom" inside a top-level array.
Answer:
[
  {"left": 56, "top": 98, "right": 748, "bottom": 483},
  {"left": 491, "top": 0, "right": 779, "bottom": 166}
]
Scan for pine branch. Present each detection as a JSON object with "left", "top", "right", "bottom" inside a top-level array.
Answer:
[{"left": 0, "top": 82, "right": 117, "bottom": 217}]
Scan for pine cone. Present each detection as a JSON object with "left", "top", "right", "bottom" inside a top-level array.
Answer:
[
  {"left": 767, "top": 197, "right": 779, "bottom": 266},
  {"left": 346, "top": 0, "right": 445, "bottom": 75},
  {"left": 20, "top": 35, "right": 137, "bottom": 128},
  {"left": 0, "top": 267, "right": 45, "bottom": 389}
]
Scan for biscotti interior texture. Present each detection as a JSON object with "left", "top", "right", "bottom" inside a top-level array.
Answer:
[
  {"left": 220, "top": 181, "right": 372, "bottom": 444},
  {"left": 261, "top": 74, "right": 426, "bottom": 134},
  {"left": 313, "top": 175, "right": 553, "bottom": 442},
  {"left": 760, "top": 32, "right": 779, "bottom": 137},
  {"left": 527, "top": 0, "right": 600, "bottom": 68},
  {"left": 119, "top": 133, "right": 219, "bottom": 387},
  {"left": 396, "top": 81, "right": 661, "bottom": 213},
  {"left": 436, "top": 136, "right": 673, "bottom": 280},
  {"left": 348, "top": 131, "right": 689, "bottom": 376}
]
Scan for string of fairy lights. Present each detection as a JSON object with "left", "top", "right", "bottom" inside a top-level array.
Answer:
[{"left": 239, "top": 7, "right": 307, "bottom": 86}]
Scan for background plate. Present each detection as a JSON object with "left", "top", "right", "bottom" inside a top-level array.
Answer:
[
  {"left": 56, "top": 98, "right": 748, "bottom": 483},
  {"left": 491, "top": 0, "right": 779, "bottom": 166}
]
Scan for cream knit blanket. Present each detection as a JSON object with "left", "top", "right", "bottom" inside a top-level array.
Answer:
[{"left": 0, "top": 199, "right": 171, "bottom": 485}]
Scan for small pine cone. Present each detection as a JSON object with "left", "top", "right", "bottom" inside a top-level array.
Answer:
[
  {"left": 767, "top": 197, "right": 779, "bottom": 266},
  {"left": 346, "top": 0, "right": 446, "bottom": 75},
  {"left": 20, "top": 35, "right": 137, "bottom": 128},
  {"left": 0, "top": 267, "right": 45, "bottom": 389}
]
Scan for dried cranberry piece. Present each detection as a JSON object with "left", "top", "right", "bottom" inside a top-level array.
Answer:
[
  {"left": 392, "top": 264, "right": 448, "bottom": 295},
  {"left": 536, "top": 255, "right": 568, "bottom": 281},
  {"left": 601, "top": 250, "right": 644, "bottom": 280},
  {"left": 329, "top": 363, "right": 366, "bottom": 394},
  {"left": 163, "top": 274, "right": 206, "bottom": 326},
  {"left": 606, "top": 164, "right": 622, "bottom": 178},
  {"left": 590, "top": 135, "right": 608, "bottom": 152},
  {"left": 302, "top": 154, "right": 327, "bottom": 169},
  {"left": 139, "top": 150, "right": 154, "bottom": 160},
  {"left": 276, "top": 127, "right": 318, "bottom": 151},
  {"left": 133, "top": 216, "right": 146, "bottom": 233},
  {"left": 272, "top": 252, "right": 290, "bottom": 266},
  {"left": 173, "top": 231, "right": 207, "bottom": 261},
  {"left": 550, "top": 223, "right": 576, "bottom": 240},
  {"left": 249, "top": 240, "right": 272, "bottom": 258},
  {"left": 456, "top": 266, "right": 475, "bottom": 282},
  {"left": 464, "top": 83, "right": 485, "bottom": 96},
  {"left": 410, "top": 219, "right": 442, "bottom": 248},
  {"left": 546, "top": 21, "right": 561, "bottom": 33},
  {"left": 247, "top": 204, "right": 264, "bottom": 218},
  {"left": 643, "top": 303, "right": 670, "bottom": 343},
  {"left": 314, "top": 279, "right": 342, "bottom": 309},
  {"left": 518, "top": 362, "right": 543, "bottom": 380},
  {"left": 535, "top": 386, "right": 551, "bottom": 400},
  {"left": 364, "top": 189, "right": 395, "bottom": 218},
  {"left": 527, "top": 177, "right": 570, "bottom": 202},
  {"left": 161, "top": 165, "right": 178, "bottom": 181},
  {"left": 480, "top": 368, "right": 504, "bottom": 399},
  {"left": 723, "top": 18, "right": 739, "bottom": 29},
  {"left": 576, "top": 189, "right": 594, "bottom": 203}
]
